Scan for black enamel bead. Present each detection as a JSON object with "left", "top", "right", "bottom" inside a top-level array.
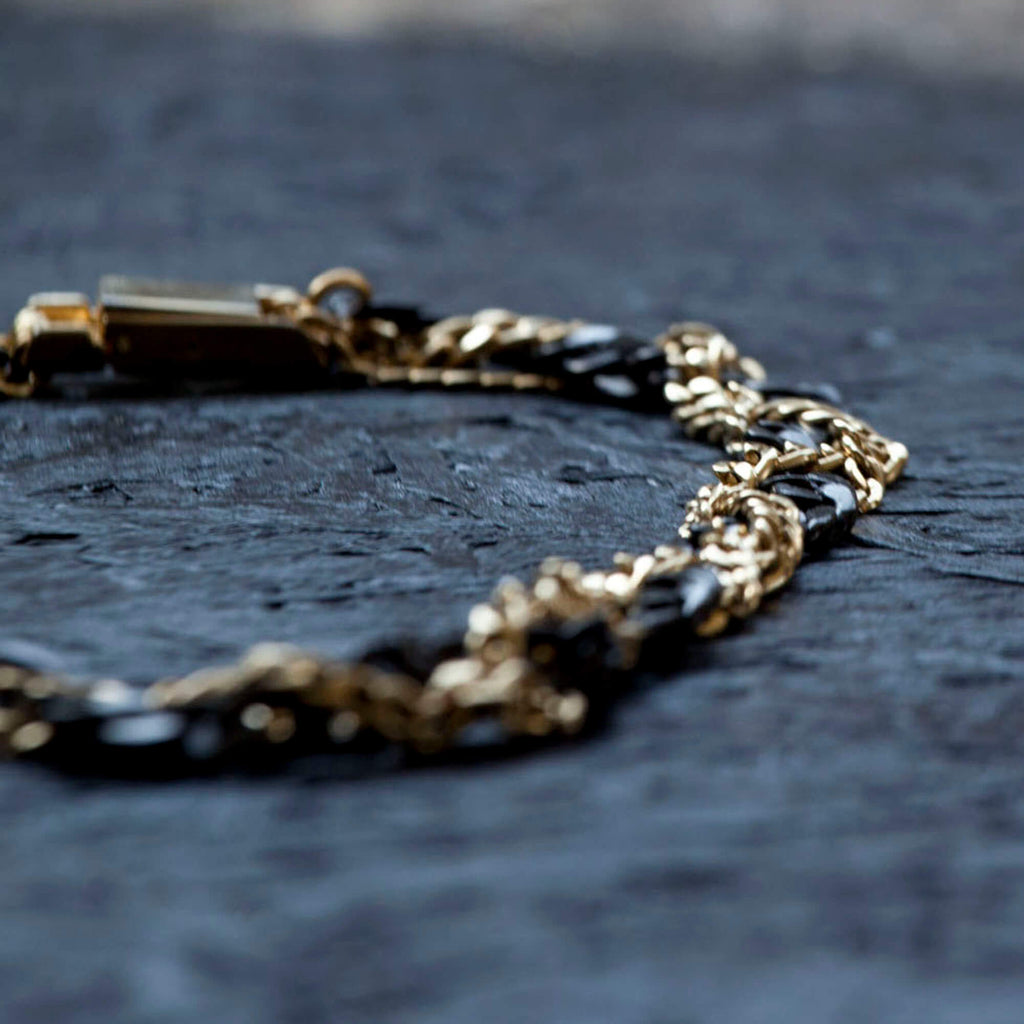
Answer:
[
  {"left": 359, "top": 305, "right": 437, "bottom": 335},
  {"left": 489, "top": 323, "right": 622, "bottom": 374},
  {"left": 491, "top": 325, "right": 669, "bottom": 408},
  {"left": 362, "top": 638, "right": 463, "bottom": 682},
  {"left": 685, "top": 517, "right": 741, "bottom": 545},
  {"left": 751, "top": 378, "right": 844, "bottom": 406},
  {"left": 761, "top": 472, "right": 859, "bottom": 554},
  {"left": 26, "top": 693, "right": 199, "bottom": 775},
  {"left": 29, "top": 692, "right": 337, "bottom": 775},
  {"left": 589, "top": 345, "right": 668, "bottom": 406},
  {"left": 526, "top": 617, "right": 622, "bottom": 702},
  {"left": 631, "top": 565, "right": 723, "bottom": 670},
  {"left": 96, "top": 711, "right": 189, "bottom": 747},
  {"left": 39, "top": 682, "right": 147, "bottom": 726},
  {"left": 566, "top": 346, "right": 667, "bottom": 405},
  {"left": 745, "top": 418, "right": 826, "bottom": 451},
  {"left": 633, "top": 565, "right": 723, "bottom": 637},
  {"left": 37, "top": 682, "right": 206, "bottom": 760}
]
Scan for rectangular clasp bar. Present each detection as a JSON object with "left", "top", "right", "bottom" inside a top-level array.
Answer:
[
  {"left": 2, "top": 276, "right": 337, "bottom": 389},
  {"left": 97, "top": 276, "right": 325, "bottom": 378}
]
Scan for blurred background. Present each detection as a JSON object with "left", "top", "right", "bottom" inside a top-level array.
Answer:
[{"left": 8, "top": 0, "right": 1024, "bottom": 75}]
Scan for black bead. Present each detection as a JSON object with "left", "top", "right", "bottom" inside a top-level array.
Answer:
[
  {"left": 96, "top": 711, "right": 189, "bottom": 747},
  {"left": 761, "top": 472, "right": 858, "bottom": 554},
  {"left": 488, "top": 324, "right": 619, "bottom": 375},
  {"left": 752, "top": 378, "right": 844, "bottom": 406},
  {"left": 745, "top": 418, "right": 826, "bottom": 451},
  {"left": 26, "top": 698, "right": 197, "bottom": 776},
  {"left": 362, "top": 638, "right": 462, "bottom": 682},
  {"left": 359, "top": 305, "right": 437, "bottom": 335},
  {"left": 26, "top": 676, "right": 367, "bottom": 774},
  {"left": 40, "top": 684, "right": 147, "bottom": 725},
  {"left": 490, "top": 325, "right": 669, "bottom": 409},
  {"left": 181, "top": 714, "right": 231, "bottom": 761},
  {"left": 685, "top": 517, "right": 741, "bottom": 545},
  {"left": 632, "top": 565, "right": 723, "bottom": 669},
  {"left": 633, "top": 565, "right": 723, "bottom": 635},
  {"left": 38, "top": 682, "right": 187, "bottom": 752},
  {"left": 526, "top": 617, "right": 622, "bottom": 702},
  {"left": 588, "top": 345, "right": 668, "bottom": 407}
]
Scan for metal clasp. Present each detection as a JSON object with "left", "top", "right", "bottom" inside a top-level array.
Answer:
[
  {"left": 0, "top": 268, "right": 377, "bottom": 393},
  {"left": 98, "top": 276, "right": 328, "bottom": 378}
]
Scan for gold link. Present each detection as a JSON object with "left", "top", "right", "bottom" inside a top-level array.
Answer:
[{"left": 305, "top": 267, "right": 373, "bottom": 311}]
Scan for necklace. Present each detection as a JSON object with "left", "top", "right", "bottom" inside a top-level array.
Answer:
[{"left": 0, "top": 268, "right": 908, "bottom": 774}]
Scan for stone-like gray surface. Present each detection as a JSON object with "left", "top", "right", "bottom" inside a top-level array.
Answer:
[{"left": 0, "top": 9, "right": 1022, "bottom": 1023}]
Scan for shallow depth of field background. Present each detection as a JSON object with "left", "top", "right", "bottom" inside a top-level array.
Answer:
[{"left": 9, "top": 0, "right": 1024, "bottom": 76}]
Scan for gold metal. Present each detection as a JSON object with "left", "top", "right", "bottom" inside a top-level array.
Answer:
[
  {"left": 0, "top": 268, "right": 909, "bottom": 761},
  {"left": 305, "top": 266, "right": 373, "bottom": 312},
  {"left": 98, "top": 276, "right": 330, "bottom": 377},
  {"left": 1, "top": 293, "right": 103, "bottom": 392}
]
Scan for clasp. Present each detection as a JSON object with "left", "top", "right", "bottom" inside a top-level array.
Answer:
[
  {"left": 98, "top": 276, "right": 327, "bottom": 378},
  {"left": 1, "top": 268, "right": 377, "bottom": 393}
]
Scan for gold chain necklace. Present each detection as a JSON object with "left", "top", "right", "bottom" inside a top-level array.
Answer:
[{"left": 0, "top": 268, "right": 908, "bottom": 773}]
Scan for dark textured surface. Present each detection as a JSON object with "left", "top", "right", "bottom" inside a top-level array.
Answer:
[{"left": 1, "top": 9, "right": 1023, "bottom": 1023}]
